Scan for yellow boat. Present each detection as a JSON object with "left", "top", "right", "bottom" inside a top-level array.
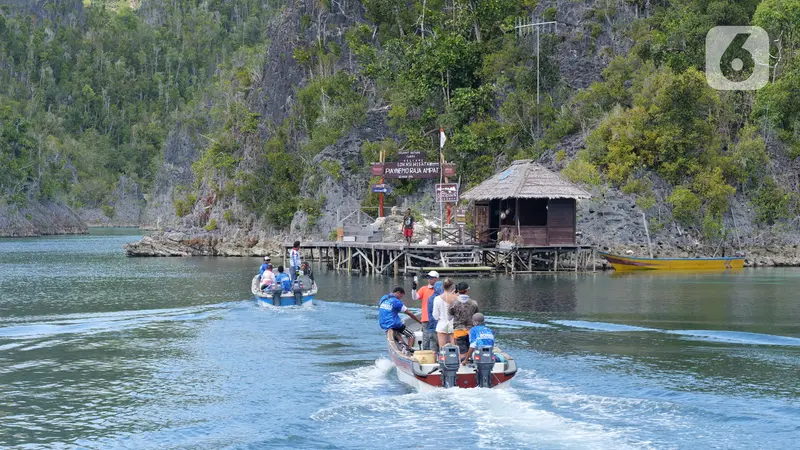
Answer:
[{"left": 598, "top": 251, "right": 745, "bottom": 271}]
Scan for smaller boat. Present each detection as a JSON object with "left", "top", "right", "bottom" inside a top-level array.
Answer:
[
  {"left": 251, "top": 275, "right": 317, "bottom": 306},
  {"left": 599, "top": 251, "right": 745, "bottom": 271},
  {"left": 386, "top": 320, "right": 517, "bottom": 391}
]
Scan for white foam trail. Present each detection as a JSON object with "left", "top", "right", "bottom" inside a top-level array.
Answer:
[
  {"left": 518, "top": 375, "right": 687, "bottom": 433},
  {"left": 664, "top": 330, "right": 800, "bottom": 347},
  {"left": 485, "top": 316, "right": 553, "bottom": 329},
  {"left": 321, "top": 357, "right": 395, "bottom": 397},
  {"left": 0, "top": 305, "right": 226, "bottom": 340},
  {"left": 552, "top": 320, "right": 659, "bottom": 332},
  {"left": 449, "top": 387, "right": 649, "bottom": 450}
]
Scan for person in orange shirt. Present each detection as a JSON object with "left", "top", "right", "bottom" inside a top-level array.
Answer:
[{"left": 412, "top": 270, "right": 439, "bottom": 350}]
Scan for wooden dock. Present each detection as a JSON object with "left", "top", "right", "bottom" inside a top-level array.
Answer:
[{"left": 282, "top": 241, "right": 597, "bottom": 276}]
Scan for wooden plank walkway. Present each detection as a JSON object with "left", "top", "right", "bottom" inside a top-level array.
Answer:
[{"left": 281, "top": 241, "right": 597, "bottom": 276}]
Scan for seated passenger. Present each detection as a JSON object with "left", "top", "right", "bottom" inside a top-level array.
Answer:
[
  {"left": 274, "top": 266, "right": 292, "bottom": 292},
  {"left": 460, "top": 313, "right": 495, "bottom": 364},
  {"left": 260, "top": 264, "right": 276, "bottom": 290},
  {"left": 258, "top": 256, "right": 271, "bottom": 278},
  {"left": 300, "top": 260, "right": 314, "bottom": 284}
]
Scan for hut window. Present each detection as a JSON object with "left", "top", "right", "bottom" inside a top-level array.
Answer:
[{"left": 517, "top": 198, "right": 548, "bottom": 226}]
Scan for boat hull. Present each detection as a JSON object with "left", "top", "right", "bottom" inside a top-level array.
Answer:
[
  {"left": 254, "top": 294, "right": 315, "bottom": 307},
  {"left": 251, "top": 275, "right": 316, "bottom": 306},
  {"left": 599, "top": 252, "right": 744, "bottom": 271},
  {"left": 386, "top": 326, "right": 517, "bottom": 391}
]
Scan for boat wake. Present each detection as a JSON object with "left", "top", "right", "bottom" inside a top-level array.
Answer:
[
  {"left": 663, "top": 330, "right": 800, "bottom": 347},
  {"left": 312, "top": 359, "right": 646, "bottom": 449},
  {"left": 552, "top": 320, "right": 800, "bottom": 347},
  {"left": 0, "top": 302, "right": 234, "bottom": 342},
  {"left": 552, "top": 320, "right": 658, "bottom": 332}
]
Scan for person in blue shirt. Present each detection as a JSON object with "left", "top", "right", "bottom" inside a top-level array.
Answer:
[
  {"left": 379, "top": 287, "right": 422, "bottom": 339},
  {"left": 259, "top": 256, "right": 271, "bottom": 278},
  {"left": 461, "top": 313, "right": 495, "bottom": 363},
  {"left": 274, "top": 265, "right": 292, "bottom": 291}
]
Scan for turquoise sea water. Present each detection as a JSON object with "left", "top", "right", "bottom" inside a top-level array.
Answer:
[{"left": 0, "top": 229, "right": 798, "bottom": 448}]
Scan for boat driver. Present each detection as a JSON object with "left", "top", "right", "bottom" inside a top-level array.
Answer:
[
  {"left": 379, "top": 287, "right": 422, "bottom": 347},
  {"left": 274, "top": 266, "right": 292, "bottom": 291},
  {"left": 460, "top": 313, "right": 495, "bottom": 364}
]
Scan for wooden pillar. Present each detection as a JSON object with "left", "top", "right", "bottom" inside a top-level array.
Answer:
[
  {"left": 575, "top": 249, "right": 578, "bottom": 272},
  {"left": 394, "top": 251, "right": 399, "bottom": 277},
  {"left": 371, "top": 246, "right": 376, "bottom": 275},
  {"left": 554, "top": 250, "right": 559, "bottom": 272},
  {"left": 592, "top": 248, "right": 596, "bottom": 272},
  {"left": 347, "top": 247, "right": 352, "bottom": 273}
]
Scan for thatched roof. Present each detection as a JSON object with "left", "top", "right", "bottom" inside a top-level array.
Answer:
[{"left": 461, "top": 160, "right": 591, "bottom": 201}]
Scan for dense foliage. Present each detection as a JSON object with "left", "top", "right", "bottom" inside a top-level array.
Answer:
[
  {"left": 0, "top": 0, "right": 276, "bottom": 210},
  {"left": 2, "top": 0, "right": 798, "bottom": 238}
]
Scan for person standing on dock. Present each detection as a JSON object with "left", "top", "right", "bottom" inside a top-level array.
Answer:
[
  {"left": 449, "top": 282, "right": 479, "bottom": 355},
  {"left": 412, "top": 271, "right": 439, "bottom": 351},
  {"left": 289, "top": 241, "right": 301, "bottom": 281},
  {"left": 402, "top": 209, "right": 414, "bottom": 245}
]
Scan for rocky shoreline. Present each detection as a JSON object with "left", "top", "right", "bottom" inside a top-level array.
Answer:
[
  {"left": 123, "top": 231, "right": 284, "bottom": 257},
  {"left": 122, "top": 229, "right": 800, "bottom": 268}
]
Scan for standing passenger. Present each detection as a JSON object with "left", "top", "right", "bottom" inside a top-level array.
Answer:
[
  {"left": 449, "top": 282, "right": 479, "bottom": 355},
  {"left": 289, "top": 241, "right": 301, "bottom": 281},
  {"left": 412, "top": 270, "right": 439, "bottom": 350},
  {"left": 433, "top": 278, "right": 457, "bottom": 348},
  {"left": 425, "top": 281, "right": 444, "bottom": 353}
]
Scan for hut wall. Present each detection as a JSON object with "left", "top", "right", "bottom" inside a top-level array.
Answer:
[{"left": 547, "top": 199, "right": 576, "bottom": 245}]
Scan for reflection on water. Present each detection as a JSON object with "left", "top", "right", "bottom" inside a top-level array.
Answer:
[{"left": 0, "top": 230, "right": 798, "bottom": 449}]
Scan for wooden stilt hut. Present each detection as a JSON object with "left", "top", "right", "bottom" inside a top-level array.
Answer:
[{"left": 461, "top": 160, "right": 591, "bottom": 246}]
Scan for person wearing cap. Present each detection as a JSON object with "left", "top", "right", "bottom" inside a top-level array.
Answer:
[
  {"left": 460, "top": 313, "right": 495, "bottom": 364},
  {"left": 449, "top": 282, "right": 479, "bottom": 355},
  {"left": 379, "top": 287, "right": 422, "bottom": 349},
  {"left": 424, "top": 281, "right": 444, "bottom": 353},
  {"left": 412, "top": 270, "right": 439, "bottom": 350},
  {"left": 260, "top": 263, "right": 276, "bottom": 291},
  {"left": 289, "top": 241, "right": 301, "bottom": 281},
  {"left": 259, "top": 256, "right": 271, "bottom": 279}
]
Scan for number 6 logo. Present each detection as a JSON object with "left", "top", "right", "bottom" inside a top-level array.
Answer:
[{"left": 705, "top": 26, "right": 770, "bottom": 91}]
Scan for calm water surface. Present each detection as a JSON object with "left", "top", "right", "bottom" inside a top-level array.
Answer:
[{"left": 1, "top": 229, "right": 798, "bottom": 449}]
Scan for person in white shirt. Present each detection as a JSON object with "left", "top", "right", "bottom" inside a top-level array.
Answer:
[
  {"left": 259, "top": 264, "right": 276, "bottom": 290},
  {"left": 432, "top": 278, "right": 457, "bottom": 348},
  {"left": 288, "top": 240, "right": 301, "bottom": 281}
]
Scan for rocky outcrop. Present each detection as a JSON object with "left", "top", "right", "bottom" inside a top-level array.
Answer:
[
  {"left": 0, "top": 201, "right": 87, "bottom": 237},
  {"left": 124, "top": 230, "right": 284, "bottom": 257}
]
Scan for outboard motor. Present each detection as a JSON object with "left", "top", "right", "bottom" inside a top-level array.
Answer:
[
  {"left": 292, "top": 280, "right": 304, "bottom": 305},
  {"left": 271, "top": 288, "right": 283, "bottom": 306},
  {"left": 474, "top": 346, "right": 495, "bottom": 388},
  {"left": 438, "top": 344, "right": 460, "bottom": 388}
]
